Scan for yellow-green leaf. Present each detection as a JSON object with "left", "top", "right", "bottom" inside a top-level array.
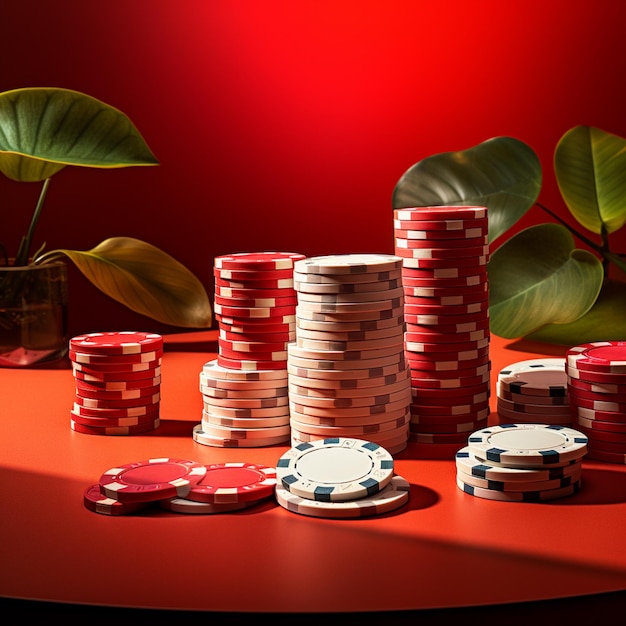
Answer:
[
  {"left": 0, "top": 87, "right": 158, "bottom": 182},
  {"left": 36, "top": 237, "right": 212, "bottom": 328},
  {"left": 555, "top": 125, "right": 626, "bottom": 234},
  {"left": 488, "top": 223, "right": 603, "bottom": 338},
  {"left": 526, "top": 280, "right": 626, "bottom": 345},
  {"left": 392, "top": 136, "right": 542, "bottom": 244}
]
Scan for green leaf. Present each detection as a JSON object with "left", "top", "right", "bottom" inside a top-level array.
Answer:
[
  {"left": 35, "top": 237, "right": 212, "bottom": 328},
  {"left": 488, "top": 223, "right": 603, "bottom": 338},
  {"left": 0, "top": 87, "right": 158, "bottom": 182},
  {"left": 525, "top": 279, "right": 626, "bottom": 345},
  {"left": 392, "top": 136, "right": 542, "bottom": 243},
  {"left": 555, "top": 125, "right": 626, "bottom": 235}
]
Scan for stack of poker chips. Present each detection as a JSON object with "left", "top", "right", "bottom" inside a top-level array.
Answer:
[
  {"left": 455, "top": 423, "right": 588, "bottom": 501},
  {"left": 566, "top": 341, "right": 626, "bottom": 464},
  {"left": 496, "top": 358, "right": 571, "bottom": 426},
  {"left": 69, "top": 331, "right": 163, "bottom": 435},
  {"left": 287, "top": 254, "right": 411, "bottom": 455},
  {"left": 84, "top": 457, "right": 277, "bottom": 516},
  {"left": 393, "top": 206, "right": 491, "bottom": 450},
  {"left": 274, "top": 437, "right": 410, "bottom": 518},
  {"left": 193, "top": 251, "right": 305, "bottom": 448}
]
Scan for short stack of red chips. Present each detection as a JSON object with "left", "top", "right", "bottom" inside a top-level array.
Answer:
[{"left": 69, "top": 331, "right": 163, "bottom": 435}]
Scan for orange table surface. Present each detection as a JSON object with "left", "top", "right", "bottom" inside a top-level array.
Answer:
[{"left": 1, "top": 331, "right": 625, "bottom": 615}]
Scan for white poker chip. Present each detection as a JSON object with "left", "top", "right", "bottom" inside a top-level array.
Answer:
[
  {"left": 275, "top": 474, "right": 410, "bottom": 518},
  {"left": 497, "top": 358, "right": 568, "bottom": 397},
  {"left": 294, "top": 254, "right": 403, "bottom": 275},
  {"left": 455, "top": 446, "right": 582, "bottom": 483},
  {"left": 467, "top": 423, "right": 588, "bottom": 466},
  {"left": 275, "top": 437, "right": 394, "bottom": 502}
]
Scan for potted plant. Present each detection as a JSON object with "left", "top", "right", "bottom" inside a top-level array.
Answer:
[
  {"left": 392, "top": 126, "right": 626, "bottom": 346},
  {"left": 0, "top": 87, "right": 212, "bottom": 366}
]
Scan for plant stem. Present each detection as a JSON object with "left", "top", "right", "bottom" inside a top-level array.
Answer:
[
  {"left": 14, "top": 177, "right": 51, "bottom": 266},
  {"left": 535, "top": 202, "right": 605, "bottom": 254}
]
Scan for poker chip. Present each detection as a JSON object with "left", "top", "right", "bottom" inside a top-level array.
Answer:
[
  {"left": 458, "top": 469, "right": 581, "bottom": 493},
  {"left": 202, "top": 410, "right": 291, "bottom": 429},
  {"left": 83, "top": 484, "right": 152, "bottom": 516},
  {"left": 184, "top": 462, "right": 278, "bottom": 504},
  {"left": 584, "top": 448, "right": 626, "bottom": 464},
  {"left": 456, "top": 475, "right": 581, "bottom": 501},
  {"left": 394, "top": 206, "right": 487, "bottom": 221},
  {"left": 293, "top": 268, "right": 403, "bottom": 285},
  {"left": 294, "top": 277, "right": 402, "bottom": 294},
  {"left": 197, "top": 421, "right": 291, "bottom": 440},
  {"left": 70, "top": 331, "right": 163, "bottom": 355},
  {"left": 214, "top": 251, "right": 306, "bottom": 271},
  {"left": 289, "top": 405, "right": 410, "bottom": 428},
  {"left": 276, "top": 437, "right": 394, "bottom": 502},
  {"left": 73, "top": 366, "right": 162, "bottom": 383},
  {"left": 98, "top": 458, "right": 207, "bottom": 503},
  {"left": 159, "top": 497, "right": 256, "bottom": 514},
  {"left": 455, "top": 447, "right": 582, "bottom": 483},
  {"left": 497, "top": 359, "right": 568, "bottom": 397},
  {"left": 467, "top": 424, "right": 588, "bottom": 466},
  {"left": 71, "top": 410, "right": 160, "bottom": 428},
  {"left": 567, "top": 341, "right": 626, "bottom": 373},
  {"left": 275, "top": 474, "right": 410, "bottom": 519},
  {"left": 192, "top": 424, "right": 289, "bottom": 448},
  {"left": 294, "top": 254, "right": 403, "bottom": 275},
  {"left": 202, "top": 358, "right": 288, "bottom": 381}
]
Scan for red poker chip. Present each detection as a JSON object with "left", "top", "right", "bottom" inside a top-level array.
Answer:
[
  {"left": 575, "top": 406, "right": 626, "bottom": 423},
  {"left": 214, "top": 276, "right": 295, "bottom": 290},
  {"left": 403, "top": 282, "right": 488, "bottom": 297},
  {"left": 394, "top": 206, "right": 487, "bottom": 221},
  {"left": 404, "top": 310, "right": 490, "bottom": 326},
  {"left": 567, "top": 377, "right": 626, "bottom": 395},
  {"left": 74, "top": 383, "right": 161, "bottom": 401},
  {"left": 566, "top": 365, "right": 626, "bottom": 384},
  {"left": 71, "top": 409, "right": 162, "bottom": 428},
  {"left": 71, "top": 417, "right": 160, "bottom": 436},
  {"left": 72, "top": 358, "right": 162, "bottom": 375},
  {"left": 214, "top": 294, "right": 297, "bottom": 309},
  {"left": 74, "top": 375, "right": 162, "bottom": 392},
  {"left": 396, "top": 250, "right": 488, "bottom": 268},
  {"left": 392, "top": 216, "right": 488, "bottom": 231},
  {"left": 407, "top": 354, "right": 490, "bottom": 374},
  {"left": 69, "top": 331, "right": 163, "bottom": 355},
  {"left": 410, "top": 398, "right": 490, "bottom": 415},
  {"left": 567, "top": 341, "right": 626, "bottom": 374},
  {"left": 568, "top": 393, "right": 626, "bottom": 413},
  {"left": 583, "top": 438, "right": 626, "bottom": 454},
  {"left": 69, "top": 348, "right": 162, "bottom": 364},
  {"left": 395, "top": 244, "right": 489, "bottom": 261},
  {"left": 394, "top": 226, "right": 488, "bottom": 241},
  {"left": 410, "top": 361, "right": 491, "bottom": 379},
  {"left": 576, "top": 425, "right": 626, "bottom": 444},
  {"left": 406, "top": 337, "right": 489, "bottom": 354},
  {"left": 567, "top": 385, "right": 626, "bottom": 404},
  {"left": 405, "top": 317, "right": 490, "bottom": 334},
  {"left": 394, "top": 234, "right": 488, "bottom": 249},
  {"left": 410, "top": 373, "right": 490, "bottom": 390},
  {"left": 83, "top": 484, "right": 152, "bottom": 515},
  {"left": 410, "top": 417, "right": 489, "bottom": 435},
  {"left": 216, "top": 285, "right": 298, "bottom": 300},
  {"left": 184, "top": 463, "right": 278, "bottom": 504},
  {"left": 401, "top": 274, "right": 487, "bottom": 289},
  {"left": 219, "top": 328, "right": 295, "bottom": 343},
  {"left": 405, "top": 328, "right": 489, "bottom": 344},
  {"left": 71, "top": 401, "right": 160, "bottom": 419},
  {"left": 72, "top": 365, "right": 162, "bottom": 383},
  {"left": 574, "top": 416, "right": 626, "bottom": 433},
  {"left": 213, "top": 267, "right": 297, "bottom": 281},
  {"left": 584, "top": 448, "right": 626, "bottom": 464},
  {"left": 404, "top": 292, "right": 489, "bottom": 307},
  {"left": 218, "top": 336, "right": 290, "bottom": 353},
  {"left": 214, "top": 302, "right": 297, "bottom": 319},
  {"left": 411, "top": 381, "right": 489, "bottom": 398},
  {"left": 214, "top": 252, "right": 306, "bottom": 271},
  {"left": 74, "top": 392, "right": 161, "bottom": 409},
  {"left": 98, "top": 458, "right": 208, "bottom": 502}
]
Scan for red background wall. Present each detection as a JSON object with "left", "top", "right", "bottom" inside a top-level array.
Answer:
[{"left": 2, "top": 0, "right": 625, "bottom": 337}]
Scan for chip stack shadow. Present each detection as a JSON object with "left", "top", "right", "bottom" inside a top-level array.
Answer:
[
  {"left": 193, "top": 252, "right": 305, "bottom": 448},
  {"left": 287, "top": 254, "right": 411, "bottom": 455},
  {"left": 393, "top": 206, "right": 491, "bottom": 454}
]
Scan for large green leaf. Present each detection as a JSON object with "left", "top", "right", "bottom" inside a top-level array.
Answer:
[
  {"left": 392, "top": 136, "right": 542, "bottom": 243},
  {"left": 488, "top": 223, "right": 603, "bottom": 338},
  {"left": 0, "top": 87, "right": 158, "bottom": 182},
  {"left": 526, "top": 279, "right": 626, "bottom": 345},
  {"left": 555, "top": 125, "right": 626, "bottom": 235},
  {"left": 35, "top": 237, "right": 212, "bottom": 328}
]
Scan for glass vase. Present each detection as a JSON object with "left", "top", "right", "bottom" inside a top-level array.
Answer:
[{"left": 0, "top": 261, "right": 69, "bottom": 367}]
